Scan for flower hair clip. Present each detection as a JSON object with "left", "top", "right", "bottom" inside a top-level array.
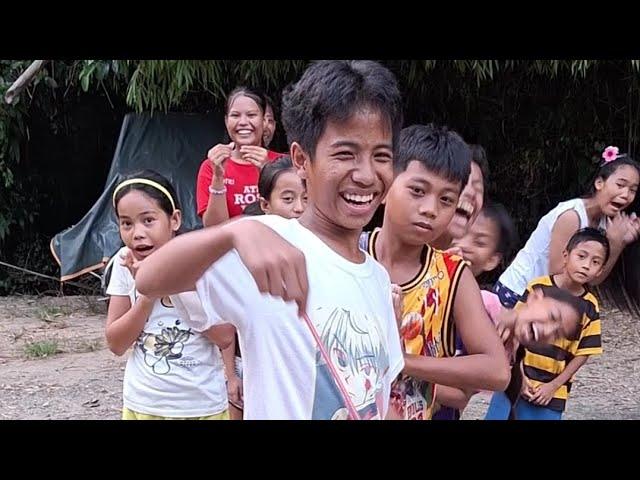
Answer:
[{"left": 602, "top": 145, "right": 626, "bottom": 163}]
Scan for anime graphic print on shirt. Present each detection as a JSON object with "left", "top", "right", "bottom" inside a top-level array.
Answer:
[{"left": 311, "top": 307, "right": 390, "bottom": 420}]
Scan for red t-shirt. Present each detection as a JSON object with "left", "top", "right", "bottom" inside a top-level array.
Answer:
[{"left": 196, "top": 150, "right": 282, "bottom": 219}]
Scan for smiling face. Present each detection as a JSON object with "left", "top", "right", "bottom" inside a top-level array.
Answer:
[
  {"left": 225, "top": 94, "right": 265, "bottom": 147},
  {"left": 263, "top": 103, "right": 276, "bottom": 147},
  {"left": 514, "top": 289, "right": 582, "bottom": 345},
  {"left": 292, "top": 107, "right": 394, "bottom": 233},
  {"left": 447, "top": 161, "right": 484, "bottom": 240},
  {"left": 452, "top": 210, "right": 501, "bottom": 276}
]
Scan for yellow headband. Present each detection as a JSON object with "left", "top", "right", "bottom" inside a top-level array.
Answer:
[{"left": 112, "top": 178, "right": 176, "bottom": 212}]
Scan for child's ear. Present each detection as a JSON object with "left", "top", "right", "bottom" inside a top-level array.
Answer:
[
  {"left": 291, "top": 142, "right": 309, "bottom": 180},
  {"left": 485, "top": 253, "right": 501, "bottom": 273},
  {"left": 171, "top": 209, "right": 182, "bottom": 232},
  {"left": 594, "top": 176, "right": 605, "bottom": 192},
  {"left": 259, "top": 196, "right": 270, "bottom": 214}
]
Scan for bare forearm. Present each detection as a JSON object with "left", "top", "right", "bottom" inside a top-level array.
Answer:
[
  {"left": 593, "top": 240, "right": 624, "bottom": 285},
  {"left": 136, "top": 226, "right": 233, "bottom": 298},
  {"left": 435, "top": 385, "right": 472, "bottom": 410},
  {"left": 221, "top": 334, "right": 238, "bottom": 379},
  {"left": 549, "top": 356, "right": 588, "bottom": 390},
  {"left": 403, "top": 353, "right": 510, "bottom": 392},
  {"left": 106, "top": 297, "right": 154, "bottom": 356},
  {"left": 202, "top": 175, "right": 230, "bottom": 227}
]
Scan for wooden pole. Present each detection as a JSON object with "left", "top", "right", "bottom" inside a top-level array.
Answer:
[{"left": 4, "top": 60, "right": 47, "bottom": 105}]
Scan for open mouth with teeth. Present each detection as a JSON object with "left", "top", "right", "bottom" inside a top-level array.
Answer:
[
  {"left": 340, "top": 192, "right": 376, "bottom": 211},
  {"left": 455, "top": 200, "right": 475, "bottom": 221},
  {"left": 610, "top": 200, "right": 626, "bottom": 211}
]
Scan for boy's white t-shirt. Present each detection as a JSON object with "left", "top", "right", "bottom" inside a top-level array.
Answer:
[
  {"left": 106, "top": 247, "right": 227, "bottom": 418},
  {"left": 196, "top": 216, "right": 404, "bottom": 420}
]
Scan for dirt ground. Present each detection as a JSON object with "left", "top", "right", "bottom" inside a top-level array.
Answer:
[{"left": 1, "top": 295, "right": 639, "bottom": 420}]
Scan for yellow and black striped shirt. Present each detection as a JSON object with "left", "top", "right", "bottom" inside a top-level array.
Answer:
[{"left": 518, "top": 275, "right": 602, "bottom": 412}]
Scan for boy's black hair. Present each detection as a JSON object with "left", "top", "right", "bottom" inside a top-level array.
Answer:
[
  {"left": 281, "top": 60, "right": 403, "bottom": 159},
  {"left": 394, "top": 124, "right": 471, "bottom": 191},
  {"left": 566, "top": 227, "right": 611, "bottom": 264}
]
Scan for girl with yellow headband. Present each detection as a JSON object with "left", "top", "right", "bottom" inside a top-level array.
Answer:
[{"left": 106, "top": 170, "right": 235, "bottom": 420}]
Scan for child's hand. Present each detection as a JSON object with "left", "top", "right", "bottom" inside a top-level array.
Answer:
[
  {"left": 226, "top": 219, "right": 308, "bottom": 316},
  {"left": 607, "top": 212, "right": 640, "bottom": 247},
  {"left": 227, "top": 374, "right": 244, "bottom": 409},
  {"left": 530, "top": 382, "right": 557, "bottom": 406},
  {"left": 120, "top": 248, "right": 142, "bottom": 279},
  {"left": 520, "top": 376, "right": 537, "bottom": 400},
  {"left": 443, "top": 246, "right": 463, "bottom": 258},
  {"left": 239, "top": 145, "right": 269, "bottom": 169},
  {"left": 208, "top": 142, "right": 235, "bottom": 172},
  {"left": 391, "top": 284, "right": 403, "bottom": 329},
  {"left": 623, "top": 212, "right": 640, "bottom": 245}
]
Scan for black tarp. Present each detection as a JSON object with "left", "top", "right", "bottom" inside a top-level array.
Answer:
[{"left": 50, "top": 112, "right": 224, "bottom": 281}]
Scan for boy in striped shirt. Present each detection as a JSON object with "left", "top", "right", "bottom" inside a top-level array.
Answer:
[{"left": 487, "top": 227, "right": 607, "bottom": 420}]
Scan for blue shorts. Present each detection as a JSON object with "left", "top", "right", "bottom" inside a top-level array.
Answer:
[{"left": 484, "top": 391, "right": 562, "bottom": 420}]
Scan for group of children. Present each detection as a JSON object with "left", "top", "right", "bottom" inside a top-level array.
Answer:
[{"left": 104, "top": 60, "right": 640, "bottom": 420}]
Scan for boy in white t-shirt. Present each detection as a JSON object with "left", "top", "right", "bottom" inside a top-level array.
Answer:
[{"left": 137, "top": 60, "right": 406, "bottom": 419}]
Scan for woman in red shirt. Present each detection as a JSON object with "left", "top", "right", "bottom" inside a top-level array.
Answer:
[{"left": 197, "top": 87, "right": 281, "bottom": 226}]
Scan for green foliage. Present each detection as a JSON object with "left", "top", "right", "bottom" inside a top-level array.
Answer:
[{"left": 3, "top": 59, "right": 640, "bottom": 300}]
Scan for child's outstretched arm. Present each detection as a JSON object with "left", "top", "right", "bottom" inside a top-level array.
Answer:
[
  {"left": 529, "top": 355, "right": 589, "bottom": 406},
  {"left": 106, "top": 295, "right": 155, "bottom": 356},
  {"left": 136, "top": 219, "right": 309, "bottom": 315},
  {"left": 403, "top": 269, "right": 510, "bottom": 392}
]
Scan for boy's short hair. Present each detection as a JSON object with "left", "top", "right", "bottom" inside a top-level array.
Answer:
[
  {"left": 394, "top": 124, "right": 471, "bottom": 191},
  {"left": 281, "top": 60, "right": 403, "bottom": 160},
  {"left": 566, "top": 227, "right": 611, "bottom": 264}
]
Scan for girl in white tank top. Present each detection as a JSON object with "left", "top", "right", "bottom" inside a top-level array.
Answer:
[{"left": 496, "top": 147, "right": 640, "bottom": 307}]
